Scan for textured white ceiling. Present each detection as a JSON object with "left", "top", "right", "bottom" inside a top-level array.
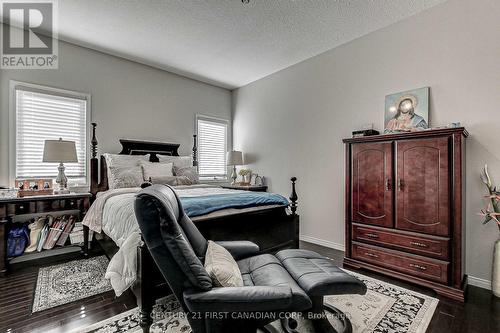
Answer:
[{"left": 54, "top": 0, "right": 447, "bottom": 89}]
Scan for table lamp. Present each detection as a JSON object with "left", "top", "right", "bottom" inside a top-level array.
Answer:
[
  {"left": 43, "top": 138, "right": 78, "bottom": 194},
  {"left": 226, "top": 150, "right": 243, "bottom": 185}
]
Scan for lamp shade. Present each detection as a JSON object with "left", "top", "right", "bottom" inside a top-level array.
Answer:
[
  {"left": 226, "top": 150, "right": 243, "bottom": 166},
  {"left": 43, "top": 139, "right": 78, "bottom": 163}
]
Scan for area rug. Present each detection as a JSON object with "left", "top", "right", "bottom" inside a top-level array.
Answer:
[
  {"left": 32, "top": 255, "right": 112, "bottom": 313},
  {"left": 74, "top": 269, "right": 438, "bottom": 333}
]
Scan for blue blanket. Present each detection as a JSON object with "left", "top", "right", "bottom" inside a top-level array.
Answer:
[{"left": 180, "top": 192, "right": 289, "bottom": 217}]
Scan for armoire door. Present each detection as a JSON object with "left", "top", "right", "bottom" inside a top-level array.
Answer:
[
  {"left": 396, "top": 137, "right": 450, "bottom": 236},
  {"left": 352, "top": 142, "right": 393, "bottom": 227}
]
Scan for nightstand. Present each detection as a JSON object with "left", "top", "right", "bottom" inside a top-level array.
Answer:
[
  {"left": 0, "top": 192, "right": 91, "bottom": 276},
  {"left": 221, "top": 184, "right": 268, "bottom": 192}
]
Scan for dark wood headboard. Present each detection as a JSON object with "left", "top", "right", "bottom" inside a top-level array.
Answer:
[{"left": 89, "top": 123, "right": 198, "bottom": 198}]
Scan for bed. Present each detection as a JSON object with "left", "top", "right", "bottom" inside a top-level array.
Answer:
[{"left": 83, "top": 123, "right": 299, "bottom": 331}]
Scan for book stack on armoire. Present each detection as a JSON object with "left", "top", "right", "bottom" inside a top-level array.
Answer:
[{"left": 343, "top": 127, "right": 467, "bottom": 302}]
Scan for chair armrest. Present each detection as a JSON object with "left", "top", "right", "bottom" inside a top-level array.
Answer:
[
  {"left": 215, "top": 241, "right": 260, "bottom": 260},
  {"left": 183, "top": 286, "right": 292, "bottom": 312}
]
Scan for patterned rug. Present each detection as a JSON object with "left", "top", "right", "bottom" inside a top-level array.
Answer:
[
  {"left": 74, "top": 270, "right": 438, "bottom": 333},
  {"left": 32, "top": 255, "right": 112, "bottom": 313}
]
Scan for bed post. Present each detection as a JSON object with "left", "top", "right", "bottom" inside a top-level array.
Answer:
[
  {"left": 90, "top": 122, "right": 99, "bottom": 200},
  {"left": 192, "top": 134, "right": 198, "bottom": 167},
  {"left": 83, "top": 123, "right": 98, "bottom": 258},
  {"left": 136, "top": 239, "right": 154, "bottom": 332},
  {"left": 290, "top": 177, "right": 299, "bottom": 248},
  {"left": 290, "top": 177, "right": 298, "bottom": 215}
]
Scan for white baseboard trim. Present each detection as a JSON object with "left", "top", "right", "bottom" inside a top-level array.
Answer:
[
  {"left": 467, "top": 275, "right": 492, "bottom": 290},
  {"left": 300, "top": 235, "right": 494, "bottom": 292},
  {"left": 300, "top": 235, "right": 345, "bottom": 251}
]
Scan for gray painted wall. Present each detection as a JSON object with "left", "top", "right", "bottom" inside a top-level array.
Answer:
[
  {"left": 0, "top": 38, "right": 232, "bottom": 187},
  {"left": 232, "top": 0, "right": 500, "bottom": 286}
]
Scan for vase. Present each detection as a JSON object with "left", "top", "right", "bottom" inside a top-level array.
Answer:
[
  {"left": 243, "top": 174, "right": 252, "bottom": 184},
  {"left": 493, "top": 238, "right": 500, "bottom": 297}
]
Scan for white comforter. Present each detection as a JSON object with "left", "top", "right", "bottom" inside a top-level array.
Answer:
[{"left": 83, "top": 185, "right": 245, "bottom": 295}]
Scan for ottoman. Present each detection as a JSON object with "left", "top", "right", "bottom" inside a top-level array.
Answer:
[{"left": 276, "top": 249, "right": 367, "bottom": 333}]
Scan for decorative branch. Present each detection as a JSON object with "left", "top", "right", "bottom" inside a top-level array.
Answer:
[{"left": 479, "top": 164, "right": 500, "bottom": 231}]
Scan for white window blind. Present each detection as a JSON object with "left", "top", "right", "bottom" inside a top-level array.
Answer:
[
  {"left": 15, "top": 88, "right": 88, "bottom": 181},
  {"left": 197, "top": 116, "right": 228, "bottom": 179}
]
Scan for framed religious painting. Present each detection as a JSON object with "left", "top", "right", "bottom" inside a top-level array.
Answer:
[{"left": 384, "top": 87, "right": 429, "bottom": 133}]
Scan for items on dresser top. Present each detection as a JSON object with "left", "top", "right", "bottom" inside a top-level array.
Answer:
[
  {"left": 221, "top": 184, "right": 268, "bottom": 192},
  {"left": 351, "top": 129, "right": 380, "bottom": 137},
  {"left": 43, "top": 138, "right": 78, "bottom": 194},
  {"left": 0, "top": 188, "right": 19, "bottom": 199},
  {"left": 226, "top": 150, "right": 244, "bottom": 185},
  {"left": 15, "top": 179, "right": 53, "bottom": 197},
  {"left": 343, "top": 127, "right": 467, "bottom": 302}
]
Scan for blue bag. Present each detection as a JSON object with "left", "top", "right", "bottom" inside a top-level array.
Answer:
[{"left": 7, "top": 224, "right": 30, "bottom": 258}]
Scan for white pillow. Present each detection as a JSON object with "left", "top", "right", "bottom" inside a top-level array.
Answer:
[
  {"left": 104, "top": 153, "right": 148, "bottom": 189},
  {"left": 173, "top": 166, "right": 199, "bottom": 184},
  {"left": 157, "top": 155, "right": 193, "bottom": 169},
  {"left": 140, "top": 162, "right": 173, "bottom": 183},
  {"left": 204, "top": 241, "right": 244, "bottom": 287}
]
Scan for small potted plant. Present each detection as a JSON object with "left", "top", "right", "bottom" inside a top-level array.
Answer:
[
  {"left": 238, "top": 169, "right": 252, "bottom": 185},
  {"left": 479, "top": 165, "right": 500, "bottom": 297}
]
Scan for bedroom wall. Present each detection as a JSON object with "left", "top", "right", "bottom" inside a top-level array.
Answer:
[
  {"left": 232, "top": 0, "right": 500, "bottom": 286},
  {"left": 0, "top": 35, "right": 232, "bottom": 187}
]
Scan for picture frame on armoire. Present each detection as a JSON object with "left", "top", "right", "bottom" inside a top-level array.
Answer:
[{"left": 384, "top": 87, "right": 429, "bottom": 133}]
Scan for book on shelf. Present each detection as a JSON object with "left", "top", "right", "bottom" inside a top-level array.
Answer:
[
  {"left": 37, "top": 224, "right": 49, "bottom": 252},
  {"left": 43, "top": 217, "right": 63, "bottom": 250},
  {"left": 56, "top": 216, "right": 75, "bottom": 246}
]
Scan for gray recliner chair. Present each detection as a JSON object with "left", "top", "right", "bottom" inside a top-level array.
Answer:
[{"left": 134, "top": 184, "right": 366, "bottom": 333}]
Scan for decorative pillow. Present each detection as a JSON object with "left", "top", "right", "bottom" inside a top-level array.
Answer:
[
  {"left": 157, "top": 155, "right": 193, "bottom": 169},
  {"left": 174, "top": 176, "right": 193, "bottom": 186},
  {"left": 204, "top": 240, "right": 244, "bottom": 287},
  {"left": 148, "top": 175, "right": 193, "bottom": 186},
  {"left": 104, "top": 153, "right": 148, "bottom": 189},
  {"left": 173, "top": 166, "right": 199, "bottom": 184},
  {"left": 140, "top": 162, "right": 173, "bottom": 183}
]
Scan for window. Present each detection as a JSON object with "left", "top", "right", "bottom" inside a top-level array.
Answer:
[
  {"left": 12, "top": 82, "right": 90, "bottom": 185},
  {"left": 196, "top": 115, "right": 228, "bottom": 180}
]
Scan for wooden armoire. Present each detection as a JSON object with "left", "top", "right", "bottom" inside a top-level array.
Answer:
[{"left": 343, "top": 127, "right": 467, "bottom": 302}]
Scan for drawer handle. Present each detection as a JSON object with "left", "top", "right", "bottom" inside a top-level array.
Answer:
[
  {"left": 19, "top": 205, "right": 24, "bottom": 210},
  {"left": 409, "top": 263, "right": 427, "bottom": 270},
  {"left": 410, "top": 241, "right": 428, "bottom": 248},
  {"left": 365, "top": 233, "right": 379, "bottom": 239},
  {"left": 364, "top": 252, "right": 378, "bottom": 258}
]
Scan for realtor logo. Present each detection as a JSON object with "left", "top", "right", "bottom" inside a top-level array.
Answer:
[{"left": 1, "top": 0, "right": 58, "bottom": 69}]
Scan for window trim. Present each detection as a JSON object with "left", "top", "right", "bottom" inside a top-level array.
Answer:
[
  {"left": 9, "top": 80, "right": 92, "bottom": 187},
  {"left": 195, "top": 114, "right": 229, "bottom": 181}
]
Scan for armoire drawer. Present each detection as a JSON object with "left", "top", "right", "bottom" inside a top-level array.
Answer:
[
  {"left": 352, "top": 224, "right": 449, "bottom": 260},
  {"left": 352, "top": 242, "right": 449, "bottom": 284}
]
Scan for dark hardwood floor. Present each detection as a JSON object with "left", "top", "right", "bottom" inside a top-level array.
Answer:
[{"left": 0, "top": 241, "right": 498, "bottom": 333}]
